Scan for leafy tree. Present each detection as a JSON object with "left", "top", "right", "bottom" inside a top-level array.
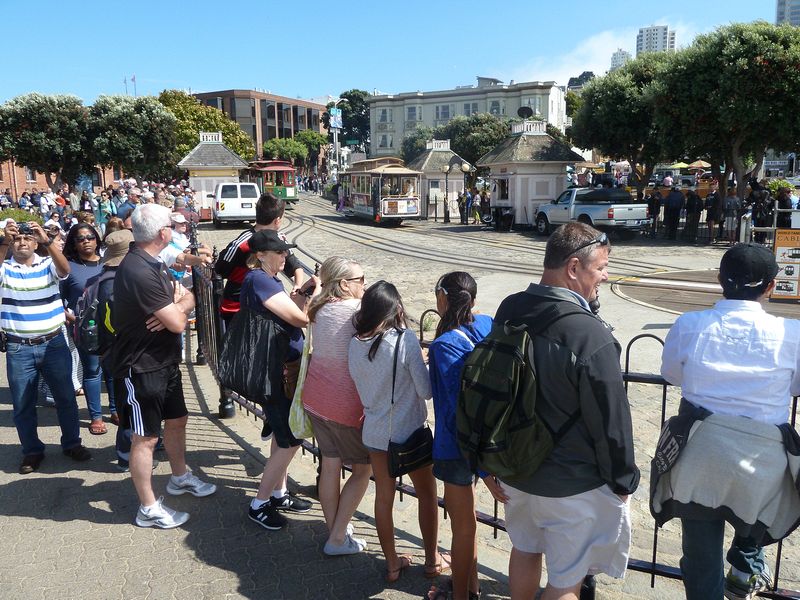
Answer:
[
  {"left": 158, "top": 90, "right": 255, "bottom": 161},
  {"left": 90, "top": 95, "right": 177, "bottom": 180},
  {"left": 293, "top": 129, "right": 329, "bottom": 173},
  {"left": 263, "top": 138, "right": 308, "bottom": 164},
  {"left": 572, "top": 53, "right": 672, "bottom": 198},
  {"left": 565, "top": 90, "right": 582, "bottom": 118},
  {"left": 322, "top": 89, "right": 371, "bottom": 153},
  {"left": 0, "top": 93, "right": 93, "bottom": 190},
  {"left": 437, "top": 113, "right": 510, "bottom": 167},
  {"left": 400, "top": 125, "right": 434, "bottom": 164},
  {"left": 655, "top": 21, "right": 800, "bottom": 199}
]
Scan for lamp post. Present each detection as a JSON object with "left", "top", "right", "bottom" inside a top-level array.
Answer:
[
  {"left": 328, "top": 96, "right": 344, "bottom": 177},
  {"left": 461, "top": 162, "right": 473, "bottom": 224},
  {"left": 441, "top": 164, "right": 452, "bottom": 223}
]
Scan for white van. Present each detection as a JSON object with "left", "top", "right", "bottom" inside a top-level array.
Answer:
[{"left": 211, "top": 182, "right": 260, "bottom": 226}]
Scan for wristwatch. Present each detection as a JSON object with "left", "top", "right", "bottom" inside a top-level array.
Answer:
[{"left": 39, "top": 238, "right": 52, "bottom": 247}]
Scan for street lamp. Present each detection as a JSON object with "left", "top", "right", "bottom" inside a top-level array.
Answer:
[
  {"left": 441, "top": 163, "right": 452, "bottom": 223},
  {"left": 461, "top": 162, "right": 474, "bottom": 224}
]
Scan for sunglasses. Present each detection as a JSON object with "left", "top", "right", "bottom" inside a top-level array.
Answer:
[
  {"left": 434, "top": 284, "right": 448, "bottom": 296},
  {"left": 75, "top": 235, "right": 96, "bottom": 242},
  {"left": 569, "top": 232, "right": 609, "bottom": 256},
  {"left": 345, "top": 274, "right": 365, "bottom": 283}
]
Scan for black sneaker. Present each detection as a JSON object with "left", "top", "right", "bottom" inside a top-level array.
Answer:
[
  {"left": 248, "top": 502, "right": 287, "bottom": 530},
  {"left": 269, "top": 492, "right": 312, "bottom": 513},
  {"left": 62, "top": 445, "right": 91, "bottom": 461}
]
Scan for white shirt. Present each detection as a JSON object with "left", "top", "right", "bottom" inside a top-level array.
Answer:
[{"left": 661, "top": 299, "right": 800, "bottom": 424}]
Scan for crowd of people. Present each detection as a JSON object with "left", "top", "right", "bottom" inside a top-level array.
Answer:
[{"left": 4, "top": 182, "right": 799, "bottom": 600}]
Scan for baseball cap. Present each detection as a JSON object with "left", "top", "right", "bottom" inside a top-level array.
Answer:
[
  {"left": 248, "top": 229, "right": 296, "bottom": 253},
  {"left": 719, "top": 243, "right": 779, "bottom": 291}
]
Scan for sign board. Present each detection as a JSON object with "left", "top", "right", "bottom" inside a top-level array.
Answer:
[
  {"left": 773, "top": 229, "right": 800, "bottom": 301},
  {"left": 329, "top": 107, "right": 343, "bottom": 130},
  {"left": 346, "top": 139, "right": 359, "bottom": 146}
]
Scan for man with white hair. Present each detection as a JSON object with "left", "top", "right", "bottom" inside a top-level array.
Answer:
[
  {"left": 112, "top": 204, "right": 216, "bottom": 528},
  {"left": 116, "top": 188, "right": 141, "bottom": 221}
]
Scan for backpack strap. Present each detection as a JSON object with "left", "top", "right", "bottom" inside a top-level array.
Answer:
[{"left": 388, "top": 328, "right": 402, "bottom": 442}]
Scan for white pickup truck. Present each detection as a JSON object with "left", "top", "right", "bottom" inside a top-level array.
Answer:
[{"left": 535, "top": 187, "right": 650, "bottom": 239}]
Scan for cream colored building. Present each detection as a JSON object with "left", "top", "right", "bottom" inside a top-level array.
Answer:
[{"left": 368, "top": 77, "right": 566, "bottom": 157}]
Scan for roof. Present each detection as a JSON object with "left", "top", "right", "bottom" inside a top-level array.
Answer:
[
  {"left": 406, "top": 148, "right": 472, "bottom": 173},
  {"left": 177, "top": 141, "right": 249, "bottom": 169},
  {"left": 477, "top": 132, "right": 584, "bottom": 167}
]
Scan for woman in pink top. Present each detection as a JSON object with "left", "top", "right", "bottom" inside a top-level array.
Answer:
[{"left": 302, "top": 256, "right": 372, "bottom": 556}]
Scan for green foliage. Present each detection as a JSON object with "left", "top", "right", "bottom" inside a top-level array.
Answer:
[
  {"left": 90, "top": 95, "right": 177, "bottom": 180},
  {"left": 572, "top": 52, "right": 672, "bottom": 195},
  {"left": 323, "top": 89, "right": 371, "bottom": 153},
  {"left": 0, "top": 209, "right": 42, "bottom": 225},
  {"left": 263, "top": 138, "right": 308, "bottom": 164},
  {"left": 768, "top": 179, "right": 794, "bottom": 195},
  {"left": 400, "top": 125, "right": 434, "bottom": 164},
  {"left": 0, "top": 93, "right": 93, "bottom": 189},
  {"left": 436, "top": 113, "right": 510, "bottom": 167},
  {"left": 565, "top": 90, "right": 582, "bottom": 118},
  {"left": 158, "top": 90, "right": 255, "bottom": 161},
  {"left": 655, "top": 21, "right": 800, "bottom": 198},
  {"left": 294, "top": 129, "right": 329, "bottom": 170}
]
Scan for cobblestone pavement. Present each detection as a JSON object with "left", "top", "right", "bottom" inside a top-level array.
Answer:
[{"left": 0, "top": 192, "right": 795, "bottom": 599}]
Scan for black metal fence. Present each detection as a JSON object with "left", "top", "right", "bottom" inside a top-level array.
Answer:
[{"left": 189, "top": 258, "right": 799, "bottom": 599}]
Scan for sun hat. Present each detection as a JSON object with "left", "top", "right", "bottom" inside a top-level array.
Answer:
[{"left": 102, "top": 229, "right": 134, "bottom": 267}]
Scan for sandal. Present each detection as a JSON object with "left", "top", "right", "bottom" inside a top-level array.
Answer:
[
  {"left": 426, "top": 579, "right": 452, "bottom": 599},
  {"left": 424, "top": 552, "right": 452, "bottom": 578},
  {"left": 89, "top": 418, "right": 107, "bottom": 435},
  {"left": 385, "top": 554, "right": 412, "bottom": 584}
]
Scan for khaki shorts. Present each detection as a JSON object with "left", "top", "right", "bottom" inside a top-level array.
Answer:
[
  {"left": 308, "top": 414, "right": 370, "bottom": 465},
  {"left": 502, "top": 483, "right": 631, "bottom": 588}
]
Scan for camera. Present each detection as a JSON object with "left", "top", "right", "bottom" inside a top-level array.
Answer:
[{"left": 17, "top": 223, "right": 32, "bottom": 235}]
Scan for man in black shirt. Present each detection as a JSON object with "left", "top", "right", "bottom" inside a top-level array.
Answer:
[
  {"left": 494, "top": 223, "right": 639, "bottom": 599},
  {"left": 113, "top": 203, "right": 217, "bottom": 529}
]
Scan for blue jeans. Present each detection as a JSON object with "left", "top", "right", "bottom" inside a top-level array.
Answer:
[
  {"left": 77, "top": 348, "right": 102, "bottom": 420},
  {"left": 680, "top": 518, "right": 765, "bottom": 600},
  {"left": 7, "top": 333, "right": 81, "bottom": 456}
]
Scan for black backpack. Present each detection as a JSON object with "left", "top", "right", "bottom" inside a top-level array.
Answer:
[
  {"left": 73, "top": 270, "right": 116, "bottom": 355},
  {"left": 457, "top": 303, "right": 588, "bottom": 480}
]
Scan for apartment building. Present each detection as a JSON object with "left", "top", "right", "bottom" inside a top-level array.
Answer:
[
  {"left": 777, "top": 0, "right": 800, "bottom": 25},
  {"left": 636, "top": 25, "right": 676, "bottom": 56}
]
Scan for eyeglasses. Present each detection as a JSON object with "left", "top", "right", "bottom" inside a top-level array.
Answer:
[
  {"left": 345, "top": 274, "right": 365, "bottom": 283},
  {"left": 569, "top": 232, "right": 609, "bottom": 256},
  {"left": 75, "top": 235, "right": 96, "bottom": 242},
  {"left": 435, "top": 285, "right": 448, "bottom": 296}
]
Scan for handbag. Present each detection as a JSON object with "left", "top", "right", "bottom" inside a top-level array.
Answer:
[
  {"left": 289, "top": 326, "right": 314, "bottom": 439},
  {"left": 386, "top": 329, "right": 433, "bottom": 477}
]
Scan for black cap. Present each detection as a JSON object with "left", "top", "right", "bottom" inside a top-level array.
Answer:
[
  {"left": 248, "top": 229, "right": 296, "bottom": 253},
  {"left": 719, "top": 243, "right": 779, "bottom": 291}
]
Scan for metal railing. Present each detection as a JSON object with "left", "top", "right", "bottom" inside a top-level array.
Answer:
[{"left": 189, "top": 250, "right": 799, "bottom": 598}]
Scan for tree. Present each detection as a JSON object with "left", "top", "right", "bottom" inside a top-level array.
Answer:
[
  {"left": 437, "top": 113, "right": 510, "bottom": 167},
  {"left": 0, "top": 93, "right": 93, "bottom": 190},
  {"left": 400, "top": 125, "right": 434, "bottom": 164},
  {"left": 89, "top": 95, "right": 178, "bottom": 180},
  {"left": 158, "top": 90, "right": 255, "bottom": 161},
  {"left": 655, "top": 21, "right": 800, "bottom": 199},
  {"left": 565, "top": 90, "right": 582, "bottom": 118},
  {"left": 322, "top": 89, "right": 371, "bottom": 153},
  {"left": 572, "top": 53, "right": 672, "bottom": 198},
  {"left": 293, "top": 129, "right": 328, "bottom": 173},
  {"left": 263, "top": 138, "right": 307, "bottom": 164}
]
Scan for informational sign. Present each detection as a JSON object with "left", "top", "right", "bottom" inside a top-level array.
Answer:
[
  {"left": 329, "top": 107, "right": 343, "bottom": 130},
  {"left": 773, "top": 229, "right": 800, "bottom": 301}
]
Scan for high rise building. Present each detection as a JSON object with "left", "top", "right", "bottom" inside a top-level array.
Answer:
[
  {"left": 777, "top": 0, "right": 800, "bottom": 25},
  {"left": 636, "top": 25, "right": 676, "bottom": 56},
  {"left": 610, "top": 48, "right": 632, "bottom": 71}
]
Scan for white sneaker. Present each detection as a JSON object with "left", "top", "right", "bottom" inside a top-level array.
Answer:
[
  {"left": 323, "top": 534, "right": 367, "bottom": 556},
  {"left": 166, "top": 468, "right": 217, "bottom": 497},
  {"left": 135, "top": 497, "right": 189, "bottom": 529}
]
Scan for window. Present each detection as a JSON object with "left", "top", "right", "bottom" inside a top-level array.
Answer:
[
  {"left": 378, "top": 108, "right": 393, "bottom": 123},
  {"left": 91, "top": 169, "right": 101, "bottom": 187},
  {"left": 220, "top": 184, "right": 238, "bottom": 199},
  {"left": 489, "top": 100, "right": 504, "bottom": 116},
  {"left": 557, "top": 191, "right": 571, "bottom": 204},
  {"left": 378, "top": 134, "right": 393, "bottom": 148},
  {"left": 113, "top": 167, "right": 121, "bottom": 181},
  {"left": 435, "top": 105, "right": 451, "bottom": 121},
  {"left": 463, "top": 102, "right": 479, "bottom": 116},
  {"left": 406, "top": 105, "right": 422, "bottom": 121},
  {"left": 240, "top": 184, "right": 258, "bottom": 198},
  {"left": 497, "top": 179, "right": 509, "bottom": 200},
  {"left": 25, "top": 167, "right": 36, "bottom": 182}
]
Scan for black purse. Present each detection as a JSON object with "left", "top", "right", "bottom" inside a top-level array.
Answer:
[{"left": 386, "top": 329, "right": 433, "bottom": 478}]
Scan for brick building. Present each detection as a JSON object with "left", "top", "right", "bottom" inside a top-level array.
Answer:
[{"left": 0, "top": 160, "right": 121, "bottom": 198}]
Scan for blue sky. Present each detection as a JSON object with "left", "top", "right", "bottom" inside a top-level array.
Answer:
[{"left": 3, "top": 0, "right": 773, "bottom": 104}]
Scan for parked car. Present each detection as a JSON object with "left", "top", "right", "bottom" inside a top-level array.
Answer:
[{"left": 535, "top": 187, "right": 649, "bottom": 240}]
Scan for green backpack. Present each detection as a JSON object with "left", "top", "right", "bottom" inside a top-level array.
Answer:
[{"left": 457, "top": 303, "right": 587, "bottom": 480}]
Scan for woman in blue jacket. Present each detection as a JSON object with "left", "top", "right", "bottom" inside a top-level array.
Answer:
[{"left": 427, "top": 272, "right": 505, "bottom": 600}]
